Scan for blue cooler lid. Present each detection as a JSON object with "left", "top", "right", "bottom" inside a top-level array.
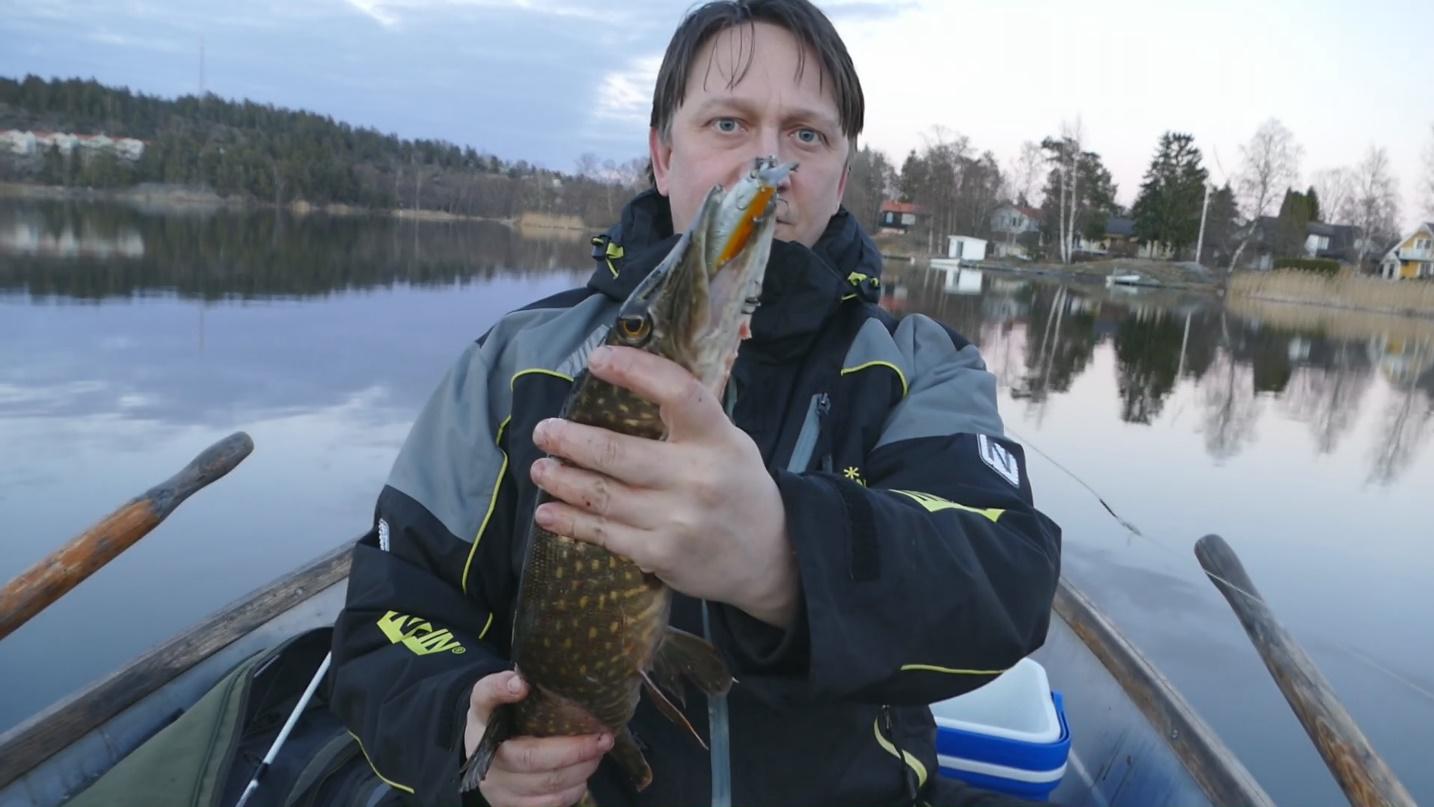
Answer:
[{"left": 936, "top": 691, "right": 1071, "bottom": 773}]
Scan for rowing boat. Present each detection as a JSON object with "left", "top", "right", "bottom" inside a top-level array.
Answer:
[{"left": 0, "top": 541, "right": 1276, "bottom": 807}]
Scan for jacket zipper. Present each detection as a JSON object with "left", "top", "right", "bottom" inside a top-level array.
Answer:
[{"left": 787, "top": 392, "right": 830, "bottom": 473}]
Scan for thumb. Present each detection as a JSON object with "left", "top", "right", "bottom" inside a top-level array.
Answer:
[{"left": 469, "top": 670, "right": 527, "bottom": 717}]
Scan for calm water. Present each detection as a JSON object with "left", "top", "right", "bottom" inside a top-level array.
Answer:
[{"left": 2, "top": 200, "right": 1431, "bottom": 805}]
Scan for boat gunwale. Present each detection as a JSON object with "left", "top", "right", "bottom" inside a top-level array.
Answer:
[
  {"left": 1052, "top": 580, "right": 1275, "bottom": 807},
  {"left": 0, "top": 541, "right": 352, "bottom": 790},
  {"left": 0, "top": 547, "right": 1274, "bottom": 807}
]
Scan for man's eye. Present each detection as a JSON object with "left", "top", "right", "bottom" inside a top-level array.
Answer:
[
  {"left": 794, "top": 128, "right": 825, "bottom": 145},
  {"left": 713, "top": 118, "right": 740, "bottom": 133}
]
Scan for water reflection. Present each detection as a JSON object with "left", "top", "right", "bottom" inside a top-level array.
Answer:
[
  {"left": 882, "top": 261, "right": 1434, "bottom": 483},
  {"left": 0, "top": 199, "right": 592, "bottom": 299}
]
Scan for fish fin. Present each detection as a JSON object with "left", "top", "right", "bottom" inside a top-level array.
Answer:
[
  {"left": 610, "top": 725, "right": 653, "bottom": 791},
  {"left": 458, "top": 702, "right": 514, "bottom": 793},
  {"left": 657, "top": 626, "right": 733, "bottom": 696},
  {"left": 650, "top": 646, "right": 687, "bottom": 709},
  {"left": 641, "top": 670, "right": 706, "bottom": 750}
]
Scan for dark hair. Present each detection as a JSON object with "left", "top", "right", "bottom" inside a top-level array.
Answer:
[{"left": 649, "top": 0, "right": 865, "bottom": 144}]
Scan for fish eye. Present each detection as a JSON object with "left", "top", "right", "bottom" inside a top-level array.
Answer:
[{"left": 617, "top": 315, "right": 652, "bottom": 344}]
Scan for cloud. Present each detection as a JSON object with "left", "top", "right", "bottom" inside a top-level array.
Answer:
[
  {"left": 341, "top": 0, "right": 616, "bottom": 28},
  {"left": 592, "top": 55, "right": 661, "bottom": 126}
]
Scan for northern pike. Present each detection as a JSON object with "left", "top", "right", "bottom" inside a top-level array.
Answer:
[{"left": 459, "top": 157, "right": 797, "bottom": 800}]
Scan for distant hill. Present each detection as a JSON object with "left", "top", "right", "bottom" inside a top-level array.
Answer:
[{"left": 0, "top": 75, "right": 640, "bottom": 224}]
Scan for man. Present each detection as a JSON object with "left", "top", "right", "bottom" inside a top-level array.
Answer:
[{"left": 330, "top": 2, "right": 1061, "bottom": 806}]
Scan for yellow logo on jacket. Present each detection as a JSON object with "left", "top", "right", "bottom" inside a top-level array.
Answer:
[{"left": 378, "top": 611, "right": 466, "bottom": 655}]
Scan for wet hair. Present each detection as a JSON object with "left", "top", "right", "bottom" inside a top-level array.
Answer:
[{"left": 649, "top": 0, "right": 865, "bottom": 145}]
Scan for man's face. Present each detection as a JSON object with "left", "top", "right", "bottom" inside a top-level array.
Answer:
[{"left": 650, "top": 21, "right": 850, "bottom": 249}]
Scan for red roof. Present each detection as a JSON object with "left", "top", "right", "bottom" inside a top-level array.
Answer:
[{"left": 880, "top": 200, "right": 925, "bottom": 215}]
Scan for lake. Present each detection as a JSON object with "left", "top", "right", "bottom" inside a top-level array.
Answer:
[{"left": 1, "top": 199, "right": 1431, "bottom": 805}]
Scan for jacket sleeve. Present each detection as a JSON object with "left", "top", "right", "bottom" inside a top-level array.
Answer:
[
  {"left": 330, "top": 341, "right": 521, "bottom": 806},
  {"left": 717, "top": 314, "right": 1061, "bottom": 706}
]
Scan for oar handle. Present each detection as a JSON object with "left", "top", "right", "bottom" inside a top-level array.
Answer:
[
  {"left": 0, "top": 431, "right": 254, "bottom": 641},
  {"left": 1195, "top": 533, "right": 1415, "bottom": 807}
]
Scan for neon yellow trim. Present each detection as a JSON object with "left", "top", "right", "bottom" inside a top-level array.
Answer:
[
  {"left": 841, "top": 293, "right": 858, "bottom": 301},
  {"left": 873, "top": 719, "right": 928, "bottom": 790},
  {"left": 605, "top": 242, "right": 624, "bottom": 278},
  {"left": 890, "top": 490, "right": 1004, "bottom": 523},
  {"left": 462, "top": 416, "right": 510, "bottom": 595},
  {"left": 840, "top": 361, "right": 909, "bottom": 397},
  {"left": 464, "top": 368, "right": 576, "bottom": 595},
  {"left": 349, "top": 731, "right": 416, "bottom": 794},
  {"left": 479, "top": 611, "right": 494, "bottom": 640},
  {"left": 509, "top": 368, "right": 574, "bottom": 388},
  {"left": 899, "top": 663, "right": 1007, "bottom": 676}
]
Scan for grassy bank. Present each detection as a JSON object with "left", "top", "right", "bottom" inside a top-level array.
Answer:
[
  {"left": 1230, "top": 269, "right": 1434, "bottom": 319},
  {"left": 1228, "top": 294, "right": 1434, "bottom": 346},
  {"left": 0, "top": 181, "right": 598, "bottom": 235}
]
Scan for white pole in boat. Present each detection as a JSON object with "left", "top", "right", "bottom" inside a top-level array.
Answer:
[{"left": 234, "top": 651, "right": 332, "bottom": 807}]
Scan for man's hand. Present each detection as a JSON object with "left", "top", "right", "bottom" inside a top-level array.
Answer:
[
  {"left": 464, "top": 671, "right": 611, "bottom": 807},
  {"left": 530, "top": 345, "right": 799, "bottom": 628}
]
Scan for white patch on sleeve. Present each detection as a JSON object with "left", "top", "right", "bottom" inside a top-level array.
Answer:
[
  {"left": 378, "top": 518, "right": 391, "bottom": 552},
  {"left": 977, "top": 434, "right": 1021, "bottom": 488}
]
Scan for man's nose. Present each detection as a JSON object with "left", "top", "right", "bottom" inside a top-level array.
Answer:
[{"left": 755, "top": 126, "right": 783, "bottom": 165}]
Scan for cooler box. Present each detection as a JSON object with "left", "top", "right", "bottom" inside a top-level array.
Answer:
[{"left": 929, "top": 657, "right": 1071, "bottom": 801}]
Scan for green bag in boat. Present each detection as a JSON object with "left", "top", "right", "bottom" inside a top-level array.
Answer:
[{"left": 64, "top": 627, "right": 402, "bottom": 807}]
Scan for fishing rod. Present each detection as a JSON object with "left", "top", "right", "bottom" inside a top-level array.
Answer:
[{"left": 233, "top": 652, "right": 332, "bottom": 807}]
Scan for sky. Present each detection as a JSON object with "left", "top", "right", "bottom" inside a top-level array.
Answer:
[{"left": 2, "top": 0, "right": 1431, "bottom": 229}]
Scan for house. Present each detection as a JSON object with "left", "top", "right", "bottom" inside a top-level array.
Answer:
[
  {"left": 0, "top": 129, "right": 146, "bottom": 162},
  {"left": 878, "top": 200, "right": 926, "bottom": 233},
  {"left": 1378, "top": 223, "right": 1434, "bottom": 280},
  {"left": 989, "top": 202, "right": 1041, "bottom": 257},
  {"left": 1237, "top": 217, "right": 1363, "bottom": 269},
  {"left": 945, "top": 235, "right": 987, "bottom": 262}
]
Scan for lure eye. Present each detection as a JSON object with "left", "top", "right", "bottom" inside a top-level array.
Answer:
[{"left": 617, "top": 315, "right": 652, "bottom": 345}]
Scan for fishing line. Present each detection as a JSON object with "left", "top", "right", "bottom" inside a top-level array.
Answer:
[{"left": 1007, "top": 422, "right": 1434, "bottom": 708}]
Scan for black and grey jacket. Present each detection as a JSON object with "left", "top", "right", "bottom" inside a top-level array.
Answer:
[{"left": 329, "top": 191, "right": 1062, "bottom": 807}]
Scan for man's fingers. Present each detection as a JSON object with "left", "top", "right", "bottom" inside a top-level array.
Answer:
[
  {"left": 533, "top": 501, "right": 660, "bottom": 568},
  {"left": 502, "top": 756, "right": 603, "bottom": 797},
  {"left": 495, "top": 733, "right": 611, "bottom": 774},
  {"left": 532, "top": 420, "right": 669, "bottom": 488},
  {"left": 588, "top": 345, "right": 725, "bottom": 439},
  {"left": 529, "top": 459, "right": 661, "bottom": 530},
  {"left": 471, "top": 671, "right": 528, "bottom": 713}
]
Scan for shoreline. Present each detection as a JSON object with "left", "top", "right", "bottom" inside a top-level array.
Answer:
[
  {"left": 0, "top": 181, "right": 592, "bottom": 233},
  {"left": 1235, "top": 291, "right": 1434, "bottom": 322}
]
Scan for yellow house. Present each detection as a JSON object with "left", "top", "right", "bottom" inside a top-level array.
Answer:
[{"left": 1378, "top": 222, "right": 1434, "bottom": 280}]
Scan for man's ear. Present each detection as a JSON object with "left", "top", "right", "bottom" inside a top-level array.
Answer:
[
  {"left": 649, "top": 128, "right": 673, "bottom": 196},
  {"left": 834, "top": 150, "right": 851, "bottom": 214}
]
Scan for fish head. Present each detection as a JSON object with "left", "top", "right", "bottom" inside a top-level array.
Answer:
[{"left": 611, "top": 157, "right": 796, "bottom": 393}]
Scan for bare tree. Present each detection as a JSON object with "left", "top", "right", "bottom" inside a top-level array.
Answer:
[
  {"left": 575, "top": 152, "right": 601, "bottom": 179},
  {"left": 1005, "top": 141, "right": 1045, "bottom": 207},
  {"left": 1041, "top": 118, "right": 1085, "bottom": 265},
  {"left": 1349, "top": 146, "right": 1401, "bottom": 269},
  {"left": 1229, "top": 118, "right": 1302, "bottom": 271},
  {"left": 1311, "top": 166, "right": 1356, "bottom": 224}
]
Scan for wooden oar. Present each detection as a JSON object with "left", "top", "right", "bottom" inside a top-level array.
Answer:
[
  {"left": 0, "top": 431, "right": 254, "bottom": 641},
  {"left": 1195, "top": 533, "right": 1415, "bottom": 807}
]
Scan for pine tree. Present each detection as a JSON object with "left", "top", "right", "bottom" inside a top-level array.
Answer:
[{"left": 1131, "top": 132, "right": 1209, "bottom": 256}]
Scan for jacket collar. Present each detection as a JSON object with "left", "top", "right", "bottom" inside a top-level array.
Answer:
[{"left": 586, "top": 190, "right": 883, "bottom": 361}]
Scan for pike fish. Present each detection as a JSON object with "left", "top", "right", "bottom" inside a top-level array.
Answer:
[{"left": 459, "top": 157, "right": 796, "bottom": 799}]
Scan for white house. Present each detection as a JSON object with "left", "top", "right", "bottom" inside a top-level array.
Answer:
[
  {"left": 946, "top": 235, "right": 987, "bottom": 261},
  {"left": 0, "top": 129, "right": 145, "bottom": 162},
  {"left": 989, "top": 203, "right": 1041, "bottom": 258},
  {"left": 1378, "top": 223, "right": 1434, "bottom": 280}
]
